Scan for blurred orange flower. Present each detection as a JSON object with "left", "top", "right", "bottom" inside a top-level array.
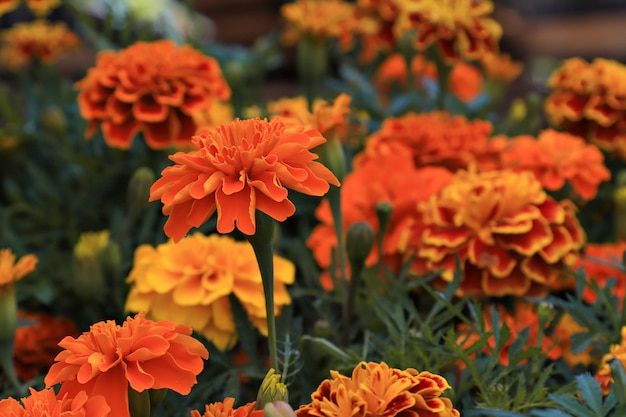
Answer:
[
  {"left": 374, "top": 53, "right": 437, "bottom": 105},
  {"left": 75, "top": 40, "right": 230, "bottom": 150},
  {"left": 480, "top": 52, "right": 523, "bottom": 83},
  {"left": 281, "top": 0, "right": 359, "bottom": 50},
  {"left": 545, "top": 57, "right": 626, "bottom": 159},
  {"left": 0, "top": 249, "right": 37, "bottom": 286},
  {"left": 0, "top": 20, "right": 78, "bottom": 69},
  {"left": 501, "top": 130, "right": 611, "bottom": 200},
  {"left": 44, "top": 312, "right": 208, "bottom": 417},
  {"left": 24, "top": 0, "right": 60, "bottom": 16},
  {"left": 296, "top": 361, "right": 460, "bottom": 417},
  {"left": 150, "top": 118, "right": 340, "bottom": 241},
  {"left": 0, "top": 0, "right": 18, "bottom": 16},
  {"left": 354, "top": 111, "right": 497, "bottom": 172},
  {"left": 125, "top": 233, "right": 295, "bottom": 350},
  {"left": 553, "top": 312, "right": 599, "bottom": 368},
  {"left": 458, "top": 301, "right": 561, "bottom": 366},
  {"left": 13, "top": 311, "right": 79, "bottom": 381},
  {"left": 191, "top": 397, "right": 263, "bottom": 417},
  {"left": 574, "top": 241, "right": 626, "bottom": 305},
  {"left": 597, "top": 326, "right": 626, "bottom": 394},
  {"left": 353, "top": 0, "right": 403, "bottom": 62},
  {"left": 417, "top": 169, "right": 585, "bottom": 298},
  {"left": 402, "top": 0, "right": 502, "bottom": 62},
  {"left": 308, "top": 153, "right": 453, "bottom": 290},
  {"left": 448, "top": 62, "right": 483, "bottom": 103},
  {"left": 0, "top": 388, "right": 110, "bottom": 417}
]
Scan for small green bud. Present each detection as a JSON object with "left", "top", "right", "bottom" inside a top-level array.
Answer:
[
  {"left": 375, "top": 201, "right": 393, "bottom": 237},
  {"left": 39, "top": 106, "right": 67, "bottom": 137},
  {"left": 127, "top": 167, "right": 155, "bottom": 218},
  {"left": 256, "top": 368, "right": 288, "bottom": 410},
  {"left": 315, "top": 135, "right": 346, "bottom": 182},
  {"left": 346, "top": 221, "right": 375, "bottom": 267},
  {"left": 264, "top": 401, "right": 297, "bottom": 417}
]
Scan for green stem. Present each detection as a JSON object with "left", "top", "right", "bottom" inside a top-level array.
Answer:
[
  {"left": 327, "top": 186, "right": 347, "bottom": 297},
  {"left": 342, "top": 256, "right": 363, "bottom": 346},
  {"left": 0, "top": 284, "right": 23, "bottom": 395}
]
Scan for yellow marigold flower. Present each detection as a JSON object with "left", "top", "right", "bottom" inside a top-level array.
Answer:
[
  {"left": 399, "top": 0, "right": 502, "bottom": 62},
  {"left": 73, "top": 230, "right": 110, "bottom": 260},
  {"left": 0, "top": 20, "right": 79, "bottom": 70},
  {"left": 191, "top": 99, "right": 235, "bottom": 134},
  {"left": 0, "top": 0, "right": 19, "bottom": 16},
  {"left": 0, "top": 249, "right": 37, "bottom": 286},
  {"left": 597, "top": 326, "right": 626, "bottom": 395},
  {"left": 417, "top": 169, "right": 586, "bottom": 298},
  {"left": 24, "top": 0, "right": 61, "bottom": 17},
  {"left": 125, "top": 233, "right": 295, "bottom": 351},
  {"left": 296, "top": 361, "right": 460, "bottom": 417},
  {"left": 281, "top": 0, "right": 359, "bottom": 50}
]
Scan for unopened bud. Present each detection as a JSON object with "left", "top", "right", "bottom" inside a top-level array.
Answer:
[
  {"left": 264, "top": 401, "right": 296, "bottom": 417},
  {"left": 256, "top": 368, "right": 288, "bottom": 410},
  {"left": 40, "top": 106, "right": 67, "bottom": 137},
  {"left": 346, "top": 221, "right": 375, "bottom": 267},
  {"left": 127, "top": 167, "right": 155, "bottom": 217},
  {"left": 315, "top": 135, "right": 346, "bottom": 181},
  {"left": 375, "top": 201, "right": 393, "bottom": 238}
]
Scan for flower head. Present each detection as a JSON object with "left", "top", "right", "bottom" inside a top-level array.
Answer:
[
  {"left": 417, "top": 169, "right": 585, "bottom": 298},
  {"left": 449, "top": 61, "right": 483, "bottom": 103},
  {"left": 374, "top": 53, "right": 437, "bottom": 105},
  {"left": 296, "top": 361, "right": 460, "bottom": 417},
  {"left": 125, "top": 233, "right": 295, "bottom": 350},
  {"left": 0, "top": 249, "right": 37, "bottom": 286},
  {"left": 150, "top": 117, "right": 340, "bottom": 241},
  {"left": 480, "top": 52, "right": 523, "bottom": 83},
  {"left": 44, "top": 312, "right": 209, "bottom": 417},
  {"left": 500, "top": 130, "right": 611, "bottom": 200},
  {"left": 0, "top": 0, "right": 18, "bottom": 16},
  {"left": 0, "top": 20, "right": 79, "bottom": 70},
  {"left": 0, "top": 387, "right": 110, "bottom": 417},
  {"left": 191, "top": 397, "right": 263, "bottom": 417},
  {"left": 75, "top": 40, "right": 230, "bottom": 150},
  {"left": 574, "top": 242, "right": 626, "bottom": 305},
  {"left": 597, "top": 327, "right": 626, "bottom": 394},
  {"left": 24, "top": 0, "right": 61, "bottom": 16},
  {"left": 353, "top": 0, "right": 404, "bottom": 62}
]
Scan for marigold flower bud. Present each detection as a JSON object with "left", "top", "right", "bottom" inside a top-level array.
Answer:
[
  {"left": 375, "top": 201, "right": 393, "bottom": 237},
  {"left": 39, "top": 106, "right": 67, "bottom": 137},
  {"left": 256, "top": 368, "right": 288, "bottom": 410},
  {"left": 346, "top": 221, "right": 375, "bottom": 267},
  {"left": 127, "top": 166, "right": 155, "bottom": 218},
  {"left": 264, "top": 401, "right": 297, "bottom": 417}
]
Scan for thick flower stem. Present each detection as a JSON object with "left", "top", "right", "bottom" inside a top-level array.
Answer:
[
  {"left": 247, "top": 212, "right": 279, "bottom": 371},
  {"left": 0, "top": 284, "right": 24, "bottom": 395},
  {"left": 327, "top": 186, "right": 348, "bottom": 296}
]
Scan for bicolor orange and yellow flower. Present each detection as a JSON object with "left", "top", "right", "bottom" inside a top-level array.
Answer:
[
  {"left": 597, "top": 326, "right": 626, "bottom": 394},
  {"left": 191, "top": 397, "right": 263, "bottom": 417},
  {"left": 125, "top": 233, "right": 295, "bottom": 350},
  {"left": 0, "top": 249, "right": 37, "bottom": 287},
  {"left": 0, "top": 387, "right": 110, "bottom": 417},
  {"left": 150, "top": 118, "right": 340, "bottom": 241}
]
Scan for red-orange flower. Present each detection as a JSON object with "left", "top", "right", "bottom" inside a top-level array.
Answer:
[
  {"left": 308, "top": 153, "right": 453, "bottom": 290},
  {"left": 417, "top": 169, "right": 585, "bottom": 298},
  {"left": 13, "top": 311, "right": 79, "bottom": 381},
  {"left": 596, "top": 326, "right": 626, "bottom": 394},
  {"left": 354, "top": 111, "right": 497, "bottom": 172},
  {"left": 44, "top": 312, "right": 209, "bottom": 417},
  {"left": 574, "top": 241, "right": 626, "bottom": 305},
  {"left": 296, "top": 361, "right": 460, "bottom": 417},
  {"left": 150, "top": 117, "right": 340, "bottom": 241},
  {"left": 0, "top": 388, "right": 110, "bottom": 417},
  {"left": 449, "top": 61, "right": 483, "bottom": 103},
  {"left": 191, "top": 398, "right": 263, "bottom": 417},
  {"left": 500, "top": 130, "right": 611, "bottom": 200},
  {"left": 545, "top": 57, "right": 626, "bottom": 159},
  {"left": 75, "top": 40, "right": 230, "bottom": 150},
  {"left": 401, "top": 0, "right": 502, "bottom": 62},
  {"left": 0, "top": 20, "right": 78, "bottom": 70},
  {"left": 458, "top": 301, "right": 561, "bottom": 366},
  {"left": 0, "top": 249, "right": 37, "bottom": 286}
]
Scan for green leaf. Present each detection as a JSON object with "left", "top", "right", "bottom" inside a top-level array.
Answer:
[{"left": 575, "top": 373, "right": 603, "bottom": 415}]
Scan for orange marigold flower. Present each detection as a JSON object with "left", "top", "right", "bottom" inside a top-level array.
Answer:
[
  {"left": 0, "top": 20, "right": 78, "bottom": 70},
  {"left": 553, "top": 312, "right": 600, "bottom": 368},
  {"left": 125, "top": 233, "right": 295, "bottom": 350},
  {"left": 149, "top": 118, "right": 340, "bottom": 241},
  {"left": 0, "top": 388, "right": 110, "bottom": 417},
  {"left": 500, "top": 130, "right": 611, "bottom": 200},
  {"left": 480, "top": 52, "right": 523, "bottom": 83},
  {"left": 597, "top": 326, "right": 626, "bottom": 395},
  {"left": 191, "top": 397, "right": 263, "bottom": 417},
  {"left": 545, "top": 57, "right": 626, "bottom": 159},
  {"left": 457, "top": 301, "right": 561, "bottom": 366},
  {"left": 281, "top": 0, "right": 359, "bottom": 50},
  {"left": 448, "top": 61, "right": 483, "bottom": 103},
  {"left": 0, "top": 0, "right": 18, "bottom": 16},
  {"left": 296, "top": 361, "right": 460, "bottom": 417},
  {"left": 44, "top": 312, "right": 208, "bottom": 417},
  {"left": 13, "top": 311, "right": 79, "bottom": 381},
  {"left": 417, "top": 169, "right": 585, "bottom": 298},
  {"left": 354, "top": 111, "right": 496, "bottom": 172},
  {"left": 24, "top": 0, "right": 60, "bottom": 16},
  {"left": 307, "top": 153, "right": 453, "bottom": 290},
  {"left": 374, "top": 53, "right": 438, "bottom": 105},
  {"left": 0, "top": 249, "right": 37, "bottom": 286},
  {"left": 75, "top": 40, "right": 230, "bottom": 150},
  {"left": 354, "top": 0, "right": 405, "bottom": 62},
  {"left": 574, "top": 241, "right": 626, "bottom": 305},
  {"left": 401, "top": 0, "right": 502, "bottom": 62}
]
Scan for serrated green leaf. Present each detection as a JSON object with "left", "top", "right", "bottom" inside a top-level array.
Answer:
[
  {"left": 530, "top": 409, "right": 574, "bottom": 417},
  {"left": 575, "top": 373, "right": 603, "bottom": 415},
  {"left": 547, "top": 393, "right": 595, "bottom": 417}
]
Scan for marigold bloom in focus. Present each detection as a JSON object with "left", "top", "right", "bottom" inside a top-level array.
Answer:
[
  {"left": 44, "top": 312, "right": 208, "bottom": 417},
  {"left": 574, "top": 241, "right": 626, "bottom": 305},
  {"left": 545, "top": 57, "right": 626, "bottom": 159},
  {"left": 150, "top": 118, "right": 340, "bottom": 241},
  {"left": 449, "top": 62, "right": 483, "bottom": 103},
  {"left": 13, "top": 311, "right": 79, "bottom": 381},
  {"left": 0, "top": 387, "right": 110, "bottom": 417},
  {"left": 354, "top": 111, "right": 498, "bottom": 172},
  {"left": 417, "top": 169, "right": 585, "bottom": 298},
  {"left": 191, "top": 397, "right": 263, "bottom": 417},
  {"left": 125, "top": 233, "right": 295, "bottom": 350},
  {"left": 0, "top": 0, "right": 18, "bottom": 16},
  {"left": 24, "top": 0, "right": 61, "bottom": 16},
  {"left": 0, "top": 20, "right": 79, "bottom": 70},
  {"left": 281, "top": 0, "right": 359, "bottom": 50},
  {"left": 75, "top": 40, "right": 230, "bottom": 150},
  {"left": 401, "top": 0, "right": 502, "bottom": 62},
  {"left": 597, "top": 326, "right": 626, "bottom": 394},
  {"left": 0, "top": 249, "right": 37, "bottom": 286},
  {"left": 296, "top": 361, "right": 460, "bottom": 417},
  {"left": 458, "top": 301, "right": 561, "bottom": 367},
  {"left": 308, "top": 153, "right": 453, "bottom": 290},
  {"left": 501, "top": 130, "right": 611, "bottom": 200}
]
